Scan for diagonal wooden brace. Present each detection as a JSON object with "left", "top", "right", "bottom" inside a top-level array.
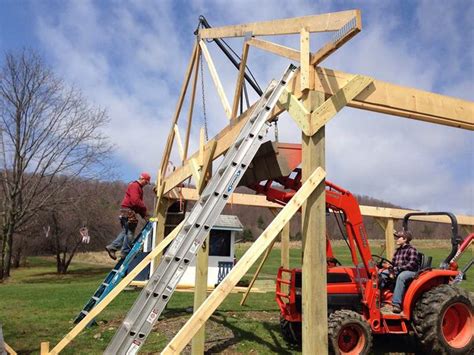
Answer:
[
  {"left": 309, "top": 74, "right": 373, "bottom": 135},
  {"left": 278, "top": 87, "right": 311, "bottom": 135}
]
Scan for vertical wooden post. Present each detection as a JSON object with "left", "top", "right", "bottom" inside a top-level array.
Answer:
[
  {"left": 385, "top": 218, "right": 395, "bottom": 259},
  {"left": 40, "top": 342, "right": 49, "bottom": 355},
  {"left": 192, "top": 234, "right": 209, "bottom": 355},
  {"left": 301, "top": 90, "right": 327, "bottom": 355},
  {"left": 281, "top": 221, "right": 290, "bottom": 294},
  {"left": 281, "top": 221, "right": 290, "bottom": 270},
  {"left": 152, "top": 198, "right": 169, "bottom": 272}
]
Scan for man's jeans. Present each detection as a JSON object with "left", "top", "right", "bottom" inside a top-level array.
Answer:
[
  {"left": 107, "top": 217, "right": 137, "bottom": 256},
  {"left": 392, "top": 270, "right": 416, "bottom": 306}
]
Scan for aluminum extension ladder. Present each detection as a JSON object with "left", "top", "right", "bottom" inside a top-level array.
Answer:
[
  {"left": 74, "top": 221, "right": 155, "bottom": 325},
  {"left": 105, "top": 64, "right": 297, "bottom": 354}
]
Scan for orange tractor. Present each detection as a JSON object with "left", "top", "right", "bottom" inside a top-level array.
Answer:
[{"left": 251, "top": 169, "right": 473, "bottom": 354}]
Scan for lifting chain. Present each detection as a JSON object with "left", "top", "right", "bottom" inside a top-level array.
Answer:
[{"left": 199, "top": 52, "right": 209, "bottom": 141}]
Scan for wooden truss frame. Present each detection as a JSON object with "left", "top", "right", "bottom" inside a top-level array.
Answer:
[{"left": 44, "top": 9, "right": 474, "bottom": 355}]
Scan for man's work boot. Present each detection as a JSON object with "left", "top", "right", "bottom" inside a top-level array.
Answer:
[
  {"left": 105, "top": 246, "right": 117, "bottom": 260},
  {"left": 392, "top": 304, "right": 402, "bottom": 314}
]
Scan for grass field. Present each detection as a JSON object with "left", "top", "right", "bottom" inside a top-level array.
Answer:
[{"left": 0, "top": 242, "right": 472, "bottom": 354}]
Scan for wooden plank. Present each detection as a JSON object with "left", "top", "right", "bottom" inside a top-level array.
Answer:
[
  {"left": 199, "top": 127, "right": 205, "bottom": 166},
  {"left": 300, "top": 27, "right": 313, "bottom": 91},
  {"left": 281, "top": 221, "right": 290, "bottom": 269},
  {"left": 310, "top": 11, "right": 361, "bottom": 66},
  {"left": 173, "top": 124, "right": 185, "bottom": 162},
  {"left": 309, "top": 75, "right": 373, "bottom": 135},
  {"left": 385, "top": 218, "right": 395, "bottom": 259},
  {"left": 162, "top": 167, "right": 326, "bottom": 354},
  {"left": 190, "top": 158, "right": 201, "bottom": 187},
  {"left": 247, "top": 37, "right": 300, "bottom": 61},
  {"left": 199, "top": 40, "right": 232, "bottom": 119},
  {"left": 278, "top": 87, "right": 311, "bottom": 135},
  {"left": 40, "top": 342, "right": 49, "bottom": 355},
  {"left": 5, "top": 343, "right": 17, "bottom": 355},
  {"left": 199, "top": 10, "right": 360, "bottom": 38},
  {"left": 301, "top": 91, "right": 327, "bottom": 354},
  {"left": 197, "top": 140, "right": 217, "bottom": 195},
  {"left": 314, "top": 67, "right": 474, "bottom": 130},
  {"left": 152, "top": 200, "right": 169, "bottom": 272},
  {"left": 48, "top": 221, "right": 184, "bottom": 355},
  {"left": 184, "top": 46, "right": 201, "bottom": 162},
  {"left": 240, "top": 239, "right": 276, "bottom": 306},
  {"left": 231, "top": 41, "right": 250, "bottom": 120},
  {"left": 159, "top": 43, "right": 198, "bottom": 183},
  {"left": 191, "top": 234, "right": 209, "bottom": 355}
]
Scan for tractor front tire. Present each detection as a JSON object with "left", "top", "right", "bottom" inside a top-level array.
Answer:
[
  {"left": 328, "top": 310, "right": 372, "bottom": 355},
  {"left": 413, "top": 284, "right": 473, "bottom": 355},
  {"left": 279, "top": 315, "right": 301, "bottom": 345}
]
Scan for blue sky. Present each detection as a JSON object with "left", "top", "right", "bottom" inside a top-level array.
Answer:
[{"left": 1, "top": 0, "right": 473, "bottom": 215}]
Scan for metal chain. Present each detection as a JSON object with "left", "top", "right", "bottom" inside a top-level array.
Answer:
[
  {"left": 274, "top": 120, "right": 279, "bottom": 142},
  {"left": 199, "top": 53, "right": 209, "bottom": 141}
]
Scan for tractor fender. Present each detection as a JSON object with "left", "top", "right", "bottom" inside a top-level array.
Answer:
[{"left": 402, "top": 269, "right": 458, "bottom": 318}]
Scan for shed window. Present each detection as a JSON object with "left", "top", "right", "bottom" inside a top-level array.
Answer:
[{"left": 209, "top": 230, "right": 231, "bottom": 256}]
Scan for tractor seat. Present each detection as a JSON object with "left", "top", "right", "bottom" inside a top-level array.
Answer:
[{"left": 414, "top": 252, "right": 432, "bottom": 278}]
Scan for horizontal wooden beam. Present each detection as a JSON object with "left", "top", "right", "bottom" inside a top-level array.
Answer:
[
  {"left": 168, "top": 187, "right": 474, "bottom": 226},
  {"left": 314, "top": 67, "right": 474, "bottom": 130},
  {"left": 199, "top": 10, "right": 360, "bottom": 39}
]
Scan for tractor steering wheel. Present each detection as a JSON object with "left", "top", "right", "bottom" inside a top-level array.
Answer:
[{"left": 371, "top": 254, "right": 393, "bottom": 269}]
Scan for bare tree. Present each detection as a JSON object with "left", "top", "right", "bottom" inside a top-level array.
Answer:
[{"left": 0, "top": 50, "right": 112, "bottom": 280}]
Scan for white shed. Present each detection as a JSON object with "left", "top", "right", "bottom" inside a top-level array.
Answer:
[{"left": 178, "top": 214, "right": 243, "bottom": 288}]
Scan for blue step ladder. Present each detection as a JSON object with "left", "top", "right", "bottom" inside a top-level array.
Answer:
[{"left": 74, "top": 221, "right": 154, "bottom": 324}]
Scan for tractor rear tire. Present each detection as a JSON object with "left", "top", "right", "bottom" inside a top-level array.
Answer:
[
  {"left": 279, "top": 315, "right": 301, "bottom": 345},
  {"left": 413, "top": 284, "right": 473, "bottom": 355},
  {"left": 328, "top": 310, "right": 372, "bottom": 355}
]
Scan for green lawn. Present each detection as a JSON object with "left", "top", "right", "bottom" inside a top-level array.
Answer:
[{"left": 0, "top": 243, "right": 472, "bottom": 354}]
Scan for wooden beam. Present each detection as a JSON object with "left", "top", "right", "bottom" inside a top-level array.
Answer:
[
  {"left": 190, "top": 158, "right": 201, "bottom": 187},
  {"left": 184, "top": 47, "right": 201, "bottom": 162},
  {"left": 309, "top": 75, "right": 373, "bottom": 135},
  {"left": 375, "top": 217, "right": 395, "bottom": 258},
  {"left": 173, "top": 124, "right": 185, "bottom": 162},
  {"left": 169, "top": 187, "right": 474, "bottom": 226},
  {"left": 301, "top": 91, "right": 327, "bottom": 354},
  {"left": 247, "top": 38, "right": 300, "bottom": 61},
  {"left": 48, "top": 221, "right": 184, "bottom": 355},
  {"left": 314, "top": 67, "right": 474, "bottom": 130},
  {"left": 199, "top": 40, "right": 232, "bottom": 119},
  {"left": 310, "top": 12, "right": 362, "bottom": 66},
  {"left": 300, "top": 27, "right": 313, "bottom": 91},
  {"left": 231, "top": 41, "right": 250, "bottom": 120},
  {"left": 40, "top": 342, "right": 49, "bottom": 355},
  {"left": 278, "top": 87, "right": 311, "bottom": 135},
  {"left": 191, "top": 234, "right": 209, "bottom": 355},
  {"left": 5, "top": 343, "right": 17, "bottom": 355},
  {"left": 197, "top": 140, "right": 217, "bottom": 195},
  {"left": 158, "top": 42, "right": 198, "bottom": 186},
  {"left": 162, "top": 167, "right": 326, "bottom": 354},
  {"left": 199, "top": 10, "right": 360, "bottom": 39}
]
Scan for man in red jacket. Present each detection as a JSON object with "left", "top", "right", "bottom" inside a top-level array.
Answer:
[{"left": 105, "top": 172, "right": 151, "bottom": 260}]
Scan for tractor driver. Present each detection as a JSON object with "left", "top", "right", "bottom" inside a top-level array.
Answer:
[{"left": 380, "top": 230, "right": 419, "bottom": 313}]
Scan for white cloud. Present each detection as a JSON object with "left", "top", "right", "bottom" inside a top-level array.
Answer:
[{"left": 32, "top": 1, "right": 473, "bottom": 215}]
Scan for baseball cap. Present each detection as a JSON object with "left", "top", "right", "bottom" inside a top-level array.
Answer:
[
  {"left": 393, "top": 230, "right": 412, "bottom": 242},
  {"left": 140, "top": 172, "right": 151, "bottom": 182}
]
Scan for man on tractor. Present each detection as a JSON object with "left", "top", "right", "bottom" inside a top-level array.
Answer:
[{"left": 380, "top": 229, "right": 419, "bottom": 313}]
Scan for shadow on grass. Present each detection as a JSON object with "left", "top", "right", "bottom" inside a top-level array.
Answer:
[{"left": 205, "top": 311, "right": 293, "bottom": 354}]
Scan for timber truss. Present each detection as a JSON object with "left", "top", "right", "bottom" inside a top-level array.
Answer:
[{"left": 41, "top": 9, "right": 474, "bottom": 355}]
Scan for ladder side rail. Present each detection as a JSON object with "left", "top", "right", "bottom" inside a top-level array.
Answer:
[{"left": 105, "top": 64, "right": 296, "bottom": 354}]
